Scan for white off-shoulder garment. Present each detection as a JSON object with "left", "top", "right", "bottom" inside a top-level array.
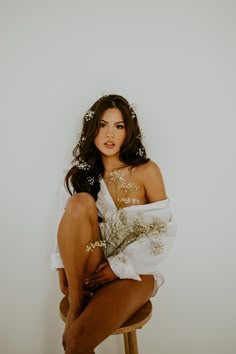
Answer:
[{"left": 51, "top": 179, "right": 176, "bottom": 295}]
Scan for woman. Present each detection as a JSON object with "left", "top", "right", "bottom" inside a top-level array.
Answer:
[{"left": 51, "top": 94, "right": 176, "bottom": 354}]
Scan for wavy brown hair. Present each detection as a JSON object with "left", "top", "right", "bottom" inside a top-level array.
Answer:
[{"left": 65, "top": 94, "right": 149, "bottom": 200}]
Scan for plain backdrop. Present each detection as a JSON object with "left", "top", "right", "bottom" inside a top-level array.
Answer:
[{"left": 0, "top": 1, "right": 235, "bottom": 354}]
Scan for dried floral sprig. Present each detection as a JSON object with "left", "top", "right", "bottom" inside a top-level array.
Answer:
[
  {"left": 101, "top": 209, "right": 168, "bottom": 258},
  {"left": 86, "top": 240, "right": 107, "bottom": 252}
]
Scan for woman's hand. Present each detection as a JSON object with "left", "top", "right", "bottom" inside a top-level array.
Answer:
[
  {"left": 84, "top": 261, "right": 118, "bottom": 289},
  {"left": 58, "top": 268, "right": 95, "bottom": 299}
]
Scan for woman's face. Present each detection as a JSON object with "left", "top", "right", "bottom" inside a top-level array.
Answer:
[{"left": 94, "top": 108, "right": 126, "bottom": 158}]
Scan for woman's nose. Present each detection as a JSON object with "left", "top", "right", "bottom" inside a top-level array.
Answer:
[{"left": 106, "top": 126, "right": 114, "bottom": 138}]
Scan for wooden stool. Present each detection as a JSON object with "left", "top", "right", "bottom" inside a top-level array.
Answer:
[{"left": 59, "top": 296, "right": 152, "bottom": 354}]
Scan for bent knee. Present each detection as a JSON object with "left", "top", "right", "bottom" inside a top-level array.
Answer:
[{"left": 65, "top": 193, "right": 97, "bottom": 218}]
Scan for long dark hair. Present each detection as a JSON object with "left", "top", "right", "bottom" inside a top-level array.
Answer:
[{"left": 65, "top": 94, "right": 149, "bottom": 200}]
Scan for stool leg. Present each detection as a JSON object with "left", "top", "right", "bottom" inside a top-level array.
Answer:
[
  {"left": 128, "top": 331, "right": 138, "bottom": 354},
  {"left": 123, "top": 332, "right": 130, "bottom": 354}
]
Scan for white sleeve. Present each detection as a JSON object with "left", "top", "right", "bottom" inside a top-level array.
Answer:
[
  {"left": 107, "top": 216, "right": 176, "bottom": 282},
  {"left": 50, "top": 184, "right": 70, "bottom": 270}
]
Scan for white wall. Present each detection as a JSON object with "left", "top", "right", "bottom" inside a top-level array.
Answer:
[{"left": 0, "top": 1, "right": 235, "bottom": 353}]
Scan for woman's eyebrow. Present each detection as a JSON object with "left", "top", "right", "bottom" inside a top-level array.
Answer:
[{"left": 100, "top": 119, "right": 125, "bottom": 124}]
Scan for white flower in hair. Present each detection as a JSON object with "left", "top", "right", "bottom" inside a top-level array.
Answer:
[
  {"left": 136, "top": 147, "right": 144, "bottom": 157},
  {"left": 87, "top": 176, "right": 95, "bottom": 185},
  {"left": 78, "top": 134, "right": 86, "bottom": 146},
  {"left": 76, "top": 159, "right": 90, "bottom": 171},
  {"left": 140, "top": 127, "right": 145, "bottom": 138},
  {"left": 137, "top": 133, "right": 141, "bottom": 140},
  {"left": 84, "top": 109, "right": 95, "bottom": 121},
  {"left": 129, "top": 103, "right": 136, "bottom": 119}
]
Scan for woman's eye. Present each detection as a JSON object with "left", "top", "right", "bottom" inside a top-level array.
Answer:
[
  {"left": 116, "top": 125, "right": 125, "bottom": 129},
  {"left": 100, "top": 122, "right": 107, "bottom": 128}
]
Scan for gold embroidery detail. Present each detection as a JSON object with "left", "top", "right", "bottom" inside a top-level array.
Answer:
[
  {"left": 118, "top": 197, "right": 140, "bottom": 205},
  {"left": 106, "top": 171, "right": 140, "bottom": 208},
  {"left": 108, "top": 171, "right": 139, "bottom": 192}
]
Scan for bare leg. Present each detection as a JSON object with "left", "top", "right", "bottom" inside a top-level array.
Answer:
[
  {"left": 57, "top": 193, "right": 103, "bottom": 349},
  {"left": 65, "top": 275, "right": 155, "bottom": 354}
]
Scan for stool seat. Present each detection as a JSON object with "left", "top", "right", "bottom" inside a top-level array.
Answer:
[{"left": 59, "top": 296, "right": 152, "bottom": 354}]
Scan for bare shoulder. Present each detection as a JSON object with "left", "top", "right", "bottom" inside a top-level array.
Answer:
[
  {"left": 135, "top": 160, "right": 167, "bottom": 203},
  {"left": 136, "top": 160, "right": 163, "bottom": 182},
  {"left": 137, "top": 160, "right": 161, "bottom": 175}
]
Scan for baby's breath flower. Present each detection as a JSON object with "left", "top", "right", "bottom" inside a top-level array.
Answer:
[
  {"left": 87, "top": 176, "right": 95, "bottom": 185},
  {"left": 76, "top": 160, "right": 90, "bottom": 171},
  {"left": 86, "top": 240, "right": 107, "bottom": 252},
  {"left": 136, "top": 147, "right": 144, "bottom": 157},
  {"left": 84, "top": 109, "right": 94, "bottom": 121}
]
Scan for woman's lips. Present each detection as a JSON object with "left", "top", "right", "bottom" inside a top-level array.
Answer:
[{"left": 104, "top": 142, "right": 115, "bottom": 149}]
